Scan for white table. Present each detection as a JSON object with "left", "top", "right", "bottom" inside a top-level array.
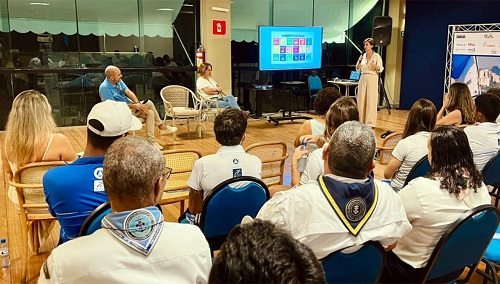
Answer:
[{"left": 327, "top": 80, "right": 359, "bottom": 97}]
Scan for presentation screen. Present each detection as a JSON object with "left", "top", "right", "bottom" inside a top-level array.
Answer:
[{"left": 259, "top": 26, "right": 323, "bottom": 71}]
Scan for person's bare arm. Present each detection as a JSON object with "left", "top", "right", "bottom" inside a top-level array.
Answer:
[
  {"left": 124, "top": 88, "right": 149, "bottom": 114},
  {"left": 1, "top": 141, "right": 12, "bottom": 175},
  {"left": 189, "top": 188, "right": 204, "bottom": 215},
  {"left": 52, "top": 134, "right": 77, "bottom": 162},
  {"left": 384, "top": 157, "right": 402, "bottom": 179},
  {"left": 294, "top": 120, "right": 312, "bottom": 148},
  {"left": 291, "top": 146, "right": 309, "bottom": 186},
  {"left": 436, "top": 109, "right": 462, "bottom": 126}
]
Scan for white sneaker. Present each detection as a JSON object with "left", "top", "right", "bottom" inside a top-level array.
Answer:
[
  {"left": 159, "top": 125, "right": 177, "bottom": 135},
  {"left": 153, "top": 141, "right": 164, "bottom": 150}
]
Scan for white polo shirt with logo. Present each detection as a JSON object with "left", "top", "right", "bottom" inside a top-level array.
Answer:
[{"left": 188, "top": 145, "right": 262, "bottom": 198}]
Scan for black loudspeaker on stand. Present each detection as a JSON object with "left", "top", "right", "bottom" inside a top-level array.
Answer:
[{"left": 373, "top": 16, "right": 392, "bottom": 46}]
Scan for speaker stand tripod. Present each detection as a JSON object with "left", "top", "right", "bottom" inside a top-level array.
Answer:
[{"left": 378, "top": 74, "right": 391, "bottom": 115}]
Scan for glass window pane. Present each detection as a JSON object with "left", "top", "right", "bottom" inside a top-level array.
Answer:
[
  {"left": 273, "top": 0, "right": 313, "bottom": 27},
  {"left": 231, "top": 0, "right": 271, "bottom": 42}
]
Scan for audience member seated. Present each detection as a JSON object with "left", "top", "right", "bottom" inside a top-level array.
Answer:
[
  {"left": 293, "top": 97, "right": 359, "bottom": 186},
  {"left": 209, "top": 219, "right": 325, "bottom": 284},
  {"left": 464, "top": 93, "right": 500, "bottom": 171},
  {"left": 380, "top": 125, "right": 491, "bottom": 283},
  {"left": 257, "top": 121, "right": 411, "bottom": 259},
  {"left": 43, "top": 101, "right": 142, "bottom": 244},
  {"left": 436, "top": 82, "right": 475, "bottom": 126},
  {"left": 1, "top": 90, "right": 76, "bottom": 250},
  {"left": 38, "top": 136, "right": 212, "bottom": 283},
  {"left": 293, "top": 87, "right": 342, "bottom": 149},
  {"left": 1, "top": 90, "right": 76, "bottom": 207},
  {"left": 486, "top": 87, "right": 500, "bottom": 123},
  {"left": 384, "top": 99, "right": 437, "bottom": 191},
  {"left": 99, "top": 65, "right": 177, "bottom": 150},
  {"left": 196, "top": 62, "right": 249, "bottom": 117},
  {"left": 185, "top": 109, "right": 262, "bottom": 221}
]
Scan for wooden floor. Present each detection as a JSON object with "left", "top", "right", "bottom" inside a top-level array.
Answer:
[{"left": 0, "top": 109, "right": 496, "bottom": 283}]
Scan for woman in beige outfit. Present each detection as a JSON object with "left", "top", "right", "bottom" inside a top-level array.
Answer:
[{"left": 356, "top": 38, "right": 384, "bottom": 128}]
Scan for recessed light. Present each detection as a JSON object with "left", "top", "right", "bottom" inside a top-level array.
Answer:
[
  {"left": 30, "top": 2, "right": 50, "bottom": 5},
  {"left": 182, "top": 4, "right": 193, "bottom": 7},
  {"left": 157, "top": 8, "right": 173, "bottom": 11}
]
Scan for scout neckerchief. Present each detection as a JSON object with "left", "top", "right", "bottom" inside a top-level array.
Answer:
[
  {"left": 102, "top": 206, "right": 164, "bottom": 256},
  {"left": 318, "top": 175, "right": 378, "bottom": 236}
]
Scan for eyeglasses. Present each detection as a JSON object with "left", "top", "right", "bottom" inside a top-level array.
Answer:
[{"left": 163, "top": 167, "right": 172, "bottom": 180}]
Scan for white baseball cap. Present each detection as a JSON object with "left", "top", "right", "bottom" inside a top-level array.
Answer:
[{"left": 87, "top": 100, "right": 142, "bottom": 137}]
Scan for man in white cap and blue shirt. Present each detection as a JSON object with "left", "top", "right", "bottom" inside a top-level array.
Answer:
[{"left": 43, "top": 100, "right": 143, "bottom": 244}]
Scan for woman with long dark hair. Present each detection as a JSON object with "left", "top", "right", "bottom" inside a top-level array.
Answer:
[
  {"left": 384, "top": 99, "right": 437, "bottom": 190},
  {"left": 381, "top": 126, "right": 491, "bottom": 283},
  {"left": 436, "top": 82, "right": 475, "bottom": 126}
]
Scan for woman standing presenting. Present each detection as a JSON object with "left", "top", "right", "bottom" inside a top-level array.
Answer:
[{"left": 356, "top": 38, "right": 384, "bottom": 128}]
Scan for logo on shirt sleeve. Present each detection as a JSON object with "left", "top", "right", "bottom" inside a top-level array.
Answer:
[{"left": 233, "top": 168, "right": 242, "bottom": 177}]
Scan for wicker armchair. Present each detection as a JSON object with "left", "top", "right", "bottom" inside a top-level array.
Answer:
[
  {"left": 159, "top": 149, "right": 202, "bottom": 215},
  {"left": 161, "top": 85, "right": 202, "bottom": 139},
  {"left": 9, "top": 161, "right": 67, "bottom": 283},
  {"left": 376, "top": 131, "right": 403, "bottom": 165},
  {"left": 194, "top": 90, "right": 221, "bottom": 121},
  {"left": 245, "top": 141, "right": 288, "bottom": 187}
]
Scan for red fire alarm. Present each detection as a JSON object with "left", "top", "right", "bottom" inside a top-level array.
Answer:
[{"left": 213, "top": 20, "right": 226, "bottom": 35}]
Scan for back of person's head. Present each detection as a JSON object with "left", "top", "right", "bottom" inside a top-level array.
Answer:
[
  {"left": 328, "top": 121, "right": 375, "bottom": 179},
  {"left": 402, "top": 98, "right": 437, "bottom": 138},
  {"left": 428, "top": 126, "right": 482, "bottom": 197},
  {"left": 447, "top": 82, "right": 475, "bottom": 124},
  {"left": 487, "top": 87, "right": 500, "bottom": 98},
  {"left": 104, "top": 65, "right": 119, "bottom": 78},
  {"left": 474, "top": 93, "right": 500, "bottom": 122},
  {"left": 5, "top": 90, "right": 56, "bottom": 165},
  {"left": 163, "top": 54, "right": 171, "bottom": 63},
  {"left": 209, "top": 219, "right": 325, "bottom": 284},
  {"left": 214, "top": 109, "right": 247, "bottom": 146},
  {"left": 86, "top": 101, "right": 142, "bottom": 150},
  {"left": 103, "top": 136, "right": 165, "bottom": 204},
  {"left": 324, "top": 97, "right": 359, "bottom": 140},
  {"left": 313, "top": 87, "right": 342, "bottom": 116},
  {"left": 154, "top": 57, "right": 165, "bottom": 66},
  {"left": 197, "top": 62, "right": 212, "bottom": 75}
]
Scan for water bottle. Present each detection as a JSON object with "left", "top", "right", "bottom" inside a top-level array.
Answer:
[
  {"left": 1, "top": 238, "right": 10, "bottom": 269},
  {"left": 297, "top": 142, "right": 308, "bottom": 173}
]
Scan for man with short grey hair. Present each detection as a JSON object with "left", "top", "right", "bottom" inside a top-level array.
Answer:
[
  {"left": 257, "top": 121, "right": 411, "bottom": 259},
  {"left": 39, "top": 136, "right": 212, "bottom": 283}
]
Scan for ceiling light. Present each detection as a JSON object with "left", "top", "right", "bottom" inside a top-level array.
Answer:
[
  {"left": 30, "top": 2, "right": 50, "bottom": 5},
  {"left": 157, "top": 8, "right": 173, "bottom": 11},
  {"left": 182, "top": 4, "right": 193, "bottom": 7}
]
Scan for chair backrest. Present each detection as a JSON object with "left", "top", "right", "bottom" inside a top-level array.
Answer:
[
  {"left": 421, "top": 205, "right": 500, "bottom": 283},
  {"left": 481, "top": 150, "right": 500, "bottom": 186},
  {"left": 321, "top": 241, "right": 386, "bottom": 284},
  {"left": 245, "top": 141, "right": 288, "bottom": 186},
  {"left": 11, "top": 161, "right": 68, "bottom": 212},
  {"left": 377, "top": 131, "right": 403, "bottom": 165},
  {"left": 308, "top": 75, "right": 323, "bottom": 91},
  {"left": 198, "top": 176, "right": 270, "bottom": 251},
  {"left": 79, "top": 201, "right": 111, "bottom": 236},
  {"left": 402, "top": 155, "right": 431, "bottom": 187},
  {"left": 160, "top": 85, "right": 193, "bottom": 109},
  {"left": 162, "top": 149, "right": 202, "bottom": 191}
]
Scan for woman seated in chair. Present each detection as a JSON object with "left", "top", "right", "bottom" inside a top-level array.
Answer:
[
  {"left": 436, "top": 82, "right": 475, "bottom": 126},
  {"left": 1, "top": 90, "right": 77, "bottom": 206},
  {"left": 293, "top": 87, "right": 341, "bottom": 149},
  {"left": 196, "top": 62, "right": 249, "bottom": 116},
  {"left": 383, "top": 99, "right": 436, "bottom": 191},
  {"left": 380, "top": 126, "right": 491, "bottom": 283}
]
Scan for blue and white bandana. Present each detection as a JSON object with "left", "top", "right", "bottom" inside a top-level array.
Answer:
[{"left": 102, "top": 206, "right": 164, "bottom": 256}]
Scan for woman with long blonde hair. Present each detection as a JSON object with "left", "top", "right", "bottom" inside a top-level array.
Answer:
[
  {"left": 436, "top": 82, "right": 475, "bottom": 125},
  {"left": 2, "top": 90, "right": 76, "bottom": 204}
]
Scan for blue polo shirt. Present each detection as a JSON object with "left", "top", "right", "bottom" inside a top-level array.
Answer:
[
  {"left": 99, "top": 78, "right": 130, "bottom": 103},
  {"left": 43, "top": 156, "right": 108, "bottom": 243}
]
